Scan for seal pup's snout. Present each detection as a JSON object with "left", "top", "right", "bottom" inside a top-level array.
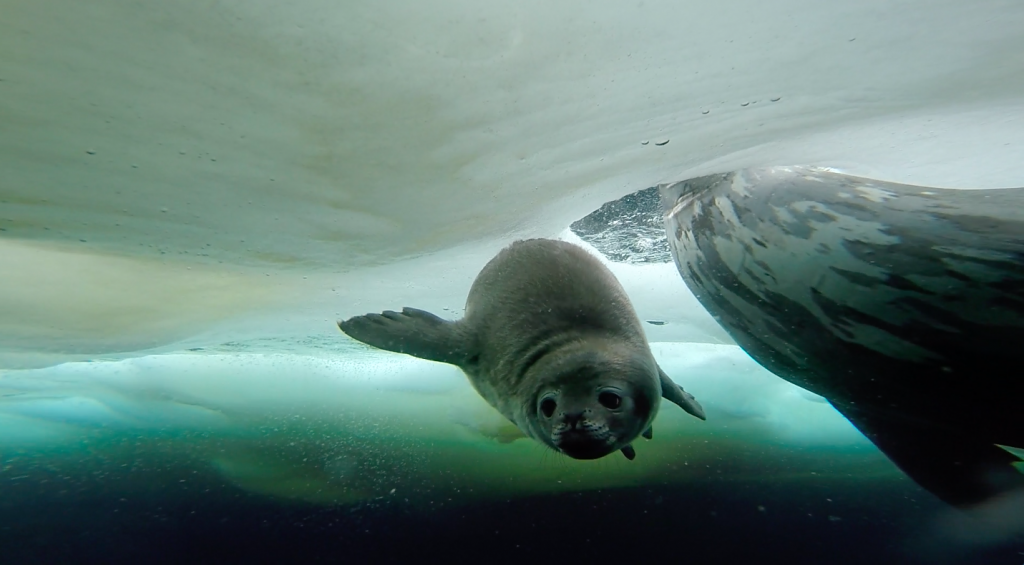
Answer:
[
  {"left": 540, "top": 395, "right": 618, "bottom": 459},
  {"left": 562, "top": 411, "right": 584, "bottom": 429}
]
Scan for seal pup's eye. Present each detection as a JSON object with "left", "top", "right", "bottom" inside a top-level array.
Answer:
[
  {"left": 598, "top": 391, "right": 622, "bottom": 409},
  {"left": 540, "top": 397, "right": 557, "bottom": 418}
]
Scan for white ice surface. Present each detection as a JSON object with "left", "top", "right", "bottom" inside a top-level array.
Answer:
[{"left": 2, "top": 0, "right": 1023, "bottom": 365}]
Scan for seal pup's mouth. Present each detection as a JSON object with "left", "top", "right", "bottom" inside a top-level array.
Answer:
[{"left": 552, "top": 424, "right": 616, "bottom": 460}]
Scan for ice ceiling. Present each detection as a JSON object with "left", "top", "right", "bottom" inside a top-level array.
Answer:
[{"left": 2, "top": 0, "right": 1024, "bottom": 367}]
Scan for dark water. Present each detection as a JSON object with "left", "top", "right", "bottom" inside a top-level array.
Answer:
[{"left": 3, "top": 447, "right": 1022, "bottom": 564}]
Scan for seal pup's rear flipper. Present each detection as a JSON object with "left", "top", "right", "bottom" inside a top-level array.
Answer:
[
  {"left": 338, "top": 307, "right": 472, "bottom": 366},
  {"left": 642, "top": 426, "right": 653, "bottom": 440},
  {"left": 831, "top": 402, "right": 1024, "bottom": 507},
  {"left": 658, "top": 367, "right": 706, "bottom": 421}
]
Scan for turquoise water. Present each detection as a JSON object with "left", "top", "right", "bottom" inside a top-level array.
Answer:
[{"left": 2, "top": 343, "right": 1020, "bottom": 563}]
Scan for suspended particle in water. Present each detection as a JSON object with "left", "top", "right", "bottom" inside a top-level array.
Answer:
[
  {"left": 654, "top": 139, "right": 670, "bottom": 146},
  {"left": 640, "top": 140, "right": 650, "bottom": 145},
  {"left": 740, "top": 102, "right": 750, "bottom": 107},
  {"left": 702, "top": 110, "right": 710, "bottom": 114},
  {"left": 771, "top": 97, "right": 782, "bottom": 102},
  {"left": 85, "top": 149, "right": 97, "bottom": 155}
]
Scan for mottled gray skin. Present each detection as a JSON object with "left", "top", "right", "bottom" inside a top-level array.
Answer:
[
  {"left": 338, "top": 238, "right": 705, "bottom": 461},
  {"left": 662, "top": 166, "right": 1024, "bottom": 507}
]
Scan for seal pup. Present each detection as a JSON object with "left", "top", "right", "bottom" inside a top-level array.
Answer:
[
  {"left": 338, "top": 238, "right": 705, "bottom": 461},
  {"left": 661, "top": 166, "right": 1024, "bottom": 507}
]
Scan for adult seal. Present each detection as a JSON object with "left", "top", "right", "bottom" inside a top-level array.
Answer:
[
  {"left": 338, "top": 238, "right": 705, "bottom": 461},
  {"left": 661, "top": 166, "right": 1024, "bottom": 507}
]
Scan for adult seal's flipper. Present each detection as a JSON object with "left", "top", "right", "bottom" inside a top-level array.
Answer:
[
  {"left": 832, "top": 402, "right": 1024, "bottom": 507},
  {"left": 658, "top": 367, "right": 706, "bottom": 420},
  {"left": 338, "top": 307, "right": 471, "bottom": 366}
]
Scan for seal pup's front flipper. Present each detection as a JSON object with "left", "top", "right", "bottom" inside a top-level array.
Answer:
[
  {"left": 338, "top": 307, "right": 472, "bottom": 366},
  {"left": 831, "top": 402, "right": 1024, "bottom": 507},
  {"left": 621, "top": 445, "right": 636, "bottom": 460},
  {"left": 658, "top": 367, "right": 706, "bottom": 420}
]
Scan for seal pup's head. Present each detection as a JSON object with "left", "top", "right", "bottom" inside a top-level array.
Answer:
[{"left": 523, "top": 340, "right": 660, "bottom": 460}]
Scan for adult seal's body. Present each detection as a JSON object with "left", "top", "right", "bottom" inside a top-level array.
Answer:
[
  {"left": 338, "top": 238, "right": 705, "bottom": 460},
  {"left": 661, "top": 166, "right": 1024, "bottom": 507}
]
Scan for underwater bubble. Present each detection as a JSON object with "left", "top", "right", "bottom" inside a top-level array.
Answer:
[
  {"left": 702, "top": 110, "right": 710, "bottom": 115},
  {"left": 640, "top": 140, "right": 649, "bottom": 145},
  {"left": 654, "top": 139, "right": 669, "bottom": 146},
  {"left": 740, "top": 102, "right": 750, "bottom": 107}
]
